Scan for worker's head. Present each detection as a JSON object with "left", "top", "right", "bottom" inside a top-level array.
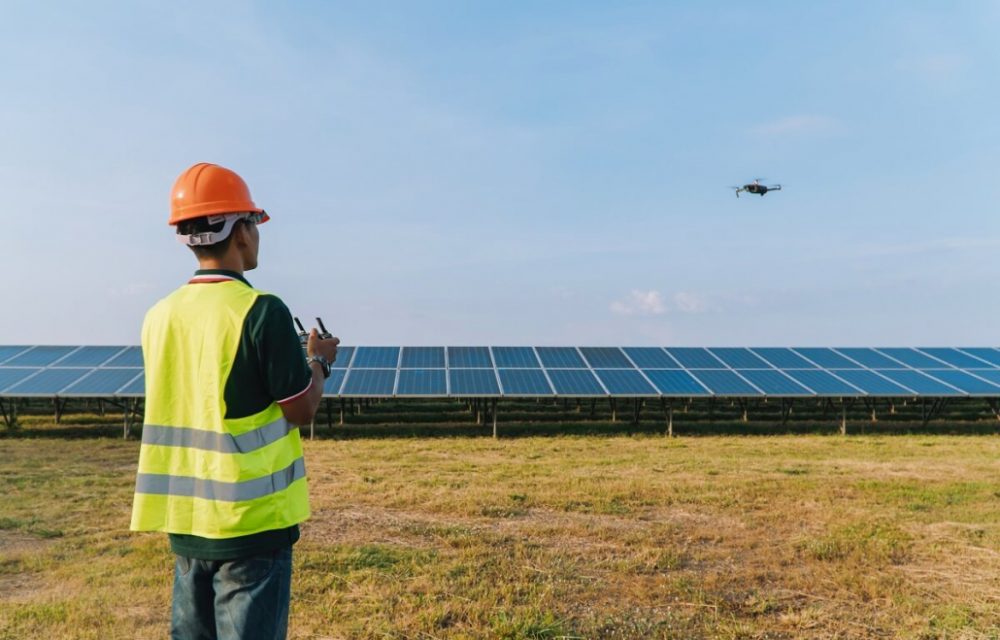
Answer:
[{"left": 169, "top": 163, "right": 268, "bottom": 270}]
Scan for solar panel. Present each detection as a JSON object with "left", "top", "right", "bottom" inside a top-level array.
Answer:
[
  {"left": 536, "top": 347, "right": 585, "bottom": 368},
  {"left": 830, "top": 370, "right": 912, "bottom": 396},
  {"left": 351, "top": 347, "right": 399, "bottom": 368},
  {"left": 0, "top": 368, "right": 41, "bottom": 393},
  {"left": 104, "top": 347, "right": 143, "bottom": 368},
  {"left": 593, "top": 369, "right": 656, "bottom": 395},
  {"left": 331, "top": 346, "right": 354, "bottom": 369},
  {"left": 622, "top": 348, "right": 679, "bottom": 369},
  {"left": 546, "top": 369, "right": 605, "bottom": 396},
  {"left": 962, "top": 369, "right": 1000, "bottom": 389},
  {"left": 323, "top": 369, "right": 346, "bottom": 394},
  {"left": 793, "top": 348, "right": 861, "bottom": 369},
  {"left": 448, "top": 347, "right": 492, "bottom": 368},
  {"left": 492, "top": 347, "right": 540, "bottom": 368},
  {"left": 750, "top": 348, "right": 817, "bottom": 369},
  {"left": 918, "top": 370, "right": 1000, "bottom": 395},
  {"left": 875, "top": 348, "right": 946, "bottom": 369},
  {"left": 342, "top": 369, "right": 396, "bottom": 396},
  {"left": 5, "top": 368, "right": 91, "bottom": 395},
  {"left": 873, "top": 369, "right": 963, "bottom": 396},
  {"left": 689, "top": 370, "right": 762, "bottom": 396},
  {"left": 497, "top": 369, "right": 553, "bottom": 395},
  {"left": 119, "top": 373, "right": 145, "bottom": 396},
  {"left": 61, "top": 368, "right": 141, "bottom": 395},
  {"left": 0, "top": 347, "right": 31, "bottom": 365},
  {"left": 665, "top": 348, "right": 723, "bottom": 368},
  {"left": 4, "top": 346, "right": 79, "bottom": 367},
  {"left": 780, "top": 369, "right": 863, "bottom": 396},
  {"left": 57, "top": 346, "right": 127, "bottom": 367},
  {"left": 400, "top": 347, "right": 445, "bottom": 368},
  {"left": 449, "top": 369, "right": 499, "bottom": 395},
  {"left": 580, "top": 348, "right": 633, "bottom": 369},
  {"left": 709, "top": 348, "right": 771, "bottom": 369},
  {"left": 397, "top": 369, "right": 447, "bottom": 395},
  {"left": 956, "top": 348, "right": 1000, "bottom": 368},
  {"left": 918, "top": 348, "right": 994, "bottom": 369},
  {"left": 836, "top": 348, "right": 903, "bottom": 369},
  {"left": 737, "top": 369, "right": 813, "bottom": 396},
  {"left": 642, "top": 369, "right": 710, "bottom": 396}
]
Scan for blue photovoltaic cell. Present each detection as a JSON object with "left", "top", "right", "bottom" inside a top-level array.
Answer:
[
  {"left": 536, "top": 347, "right": 585, "bottom": 368},
  {"left": 831, "top": 370, "right": 911, "bottom": 396},
  {"left": 709, "top": 348, "right": 771, "bottom": 369},
  {"left": 836, "top": 348, "right": 903, "bottom": 369},
  {"left": 793, "top": 348, "right": 861, "bottom": 369},
  {"left": 397, "top": 369, "right": 447, "bottom": 395},
  {"left": 874, "top": 370, "right": 962, "bottom": 396},
  {"left": 401, "top": 347, "right": 445, "bottom": 368},
  {"left": 104, "top": 347, "right": 143, "bottom": 368},
  {"left": 665, "top": 348, "right": 723, "bottom": 369},
  {"left": 593, "top": 369, "right": 656, "bottom": 395},
  {"left": 61, "top": 368, "right": 141, "bottom": 395},
  {"left": 920, "top": 370, "right": 1000, "bottom": 395},
  {"left": 352, "top": 347, "right": 400, "bottom": 368},
  {"left": 492, "top": 347, "right": 540, "bottom": 368},
  {"left": 448, "top": 347, "right": 492, "bottom": 368},
  {"left": 0, "top": 347, "right": 30, "bottom": 364},
  {"left": 332, "top": 347, "right": 354, "bottom": 369},
  {"left": 342, "top": 369, "right": 396, "bottom": 396},
  {"left": 5, "top": 368, "right": 90, "bottom": 395},
  {"left": 546, "top": 369, "right": 605, "bottom": 395},
  {"left": 751, "top": 348, "right": 816, "bottom": 369},
  {"left": 57, "top": 346, "right": 126, "bottom": 367},
  {"left": 0, "top": 368, "right": 41, "bottom": 393},
  {"left": 918, "top": 348, "right": 993, "bottom": 369},
  {"left": 449, "top": 369, "right": 499, "bottom": 395},
  {"left": 323, "top": 370, "right": 346, "bottom": 394},
  {"left": 498, "top": 369, "right": 553, "bottom": 395},
  {"left": 966, "top": 369, "right": 1000, "bottom": 388},
  {"left": 876, "top": 348, "right": 946, "bottom": 369},
  {"left": 119, "top": 373, "right": 145, "bottom": 396},
  {"left": 4, "top": 346, "right": 78, "bottom": 367},
  {"left": 737, "top": 369, "right": 813, "bottom": 395},
  {"left": 623, "top": 348, "right": 679, "bottom": 368},
  {"left": 781, "top": 369, "right": 863, "bottom": 395},
  {"left": 643, "top": 369, "right": 710, "bottom": 396},
  {"left": 580, "top": 348, "right": 632, "bottom": 369},
  {"left": 689, "top": 370, "right": 762, "bottom": 395},
  {"left": 956, "top": 348, "right": 1000, "bottom": 368}
]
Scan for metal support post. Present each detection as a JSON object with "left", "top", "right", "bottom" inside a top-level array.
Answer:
[
  {"left": 840, "top": 399, "right": 847, "bottom": 436},
  {"left": 339, "top": 399, "right": 346, "bottom": 425},
  {"left": 492, "top": 399, "right": 498, "bottom": 438},
  {"left": 610, "top": 398, "right": 617, "bottom": 423}
]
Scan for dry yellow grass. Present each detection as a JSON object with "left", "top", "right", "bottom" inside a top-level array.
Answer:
[{"left": 2, "top": 428, "right": 999, "bottom": 639}]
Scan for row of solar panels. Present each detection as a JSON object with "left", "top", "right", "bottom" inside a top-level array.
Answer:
[{"left": 4, "top": 345, "right": 1000, "bottom": 399}]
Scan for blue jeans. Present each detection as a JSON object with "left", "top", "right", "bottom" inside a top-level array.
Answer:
[{"left": 171, "top": 546, "right": 292, "bottom": 640}]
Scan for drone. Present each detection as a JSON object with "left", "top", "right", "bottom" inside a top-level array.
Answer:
[{"left": 731, "top": 179, "right": 782, "bottom": 198}]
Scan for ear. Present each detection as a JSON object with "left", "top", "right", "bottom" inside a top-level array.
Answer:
[{"left": 231, "top": 221, "right": 250, "bottom": 248}]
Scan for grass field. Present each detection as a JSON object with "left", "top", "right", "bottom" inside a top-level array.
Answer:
[{"left": 2, "top": 420, "right": 1000, "bottom": 638}]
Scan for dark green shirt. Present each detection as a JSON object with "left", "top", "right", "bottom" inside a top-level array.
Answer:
[{"left": 168, "top": 269, "right": 312, "bottom": 560}]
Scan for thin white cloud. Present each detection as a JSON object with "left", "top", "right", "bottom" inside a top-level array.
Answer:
[
  {"left": 749, "top": 115, "right": 843, "bottom": 137},
  {"left": 610, "top": 290, "right": 667, "bottom": 316}
]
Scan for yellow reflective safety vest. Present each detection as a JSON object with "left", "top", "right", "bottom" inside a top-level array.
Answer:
[{"left": 130, "top": 279, "right": 310, "bottom": 538}]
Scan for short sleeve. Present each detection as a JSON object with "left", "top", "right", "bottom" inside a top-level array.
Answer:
[{"left": 244, "top": 295, "right": 312, "bottom": 405}]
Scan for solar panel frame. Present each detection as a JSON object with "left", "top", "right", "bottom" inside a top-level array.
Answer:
[
  {"left": 448, "top": 368, "right": 500, "bottom": 396},
  {"left": 351, "top": 347, "right": 400, "bottom": 368},
  {"left": 396, "top": 369, "right": 447, "bottom": 396},
  {"left": 641, "top": 369, "right": 711, "bottom": 396},
  {"left": 341, "top": 368, "right": 397, "bottom": 397},
  {"left": 580, "top": 347, "right": 633, "bottom": 369},
  {"left": 447, "top": 347, "right": 493, "bottom": 368},
  {"left": 536, "top": 347, "right": 586, "bottom": 368},
  {"left": 545, "top": 369, "right": 607, "bottom": 397},
  {"left": 400, "top": 347, "right": 445, "bottom": 368}
]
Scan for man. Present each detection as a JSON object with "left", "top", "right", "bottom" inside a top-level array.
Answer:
[{"left": 130, "top": 162, "right": 339, "bottom": 639}]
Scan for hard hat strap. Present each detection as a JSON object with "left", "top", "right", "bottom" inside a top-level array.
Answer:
[{"left": 175, "top": 214, "right": 248, "bottom": 247}]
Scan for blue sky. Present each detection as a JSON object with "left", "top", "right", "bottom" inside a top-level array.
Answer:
[{"left": 2, "top": 2, "right": 999, "bottom": 346}]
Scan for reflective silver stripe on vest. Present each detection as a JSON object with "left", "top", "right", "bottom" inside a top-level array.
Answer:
[
  {"left": 140, "top": 417, "right": 294, "bottom": 454},
  {"left": 135, "top": 457, "right": 306, "bottom": 502}
]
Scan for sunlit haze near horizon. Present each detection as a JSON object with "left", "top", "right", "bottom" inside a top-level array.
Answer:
[{"left": 2, "top": 2, "right": 999, "bottom": 346}]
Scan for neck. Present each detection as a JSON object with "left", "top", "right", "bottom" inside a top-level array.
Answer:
[{"left": 198, "top": 253, "right": 244, "bottom": 274}]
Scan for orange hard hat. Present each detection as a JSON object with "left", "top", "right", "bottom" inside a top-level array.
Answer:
[{"left": 169, "top": 162, "right": 269, "bottom": 225}]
